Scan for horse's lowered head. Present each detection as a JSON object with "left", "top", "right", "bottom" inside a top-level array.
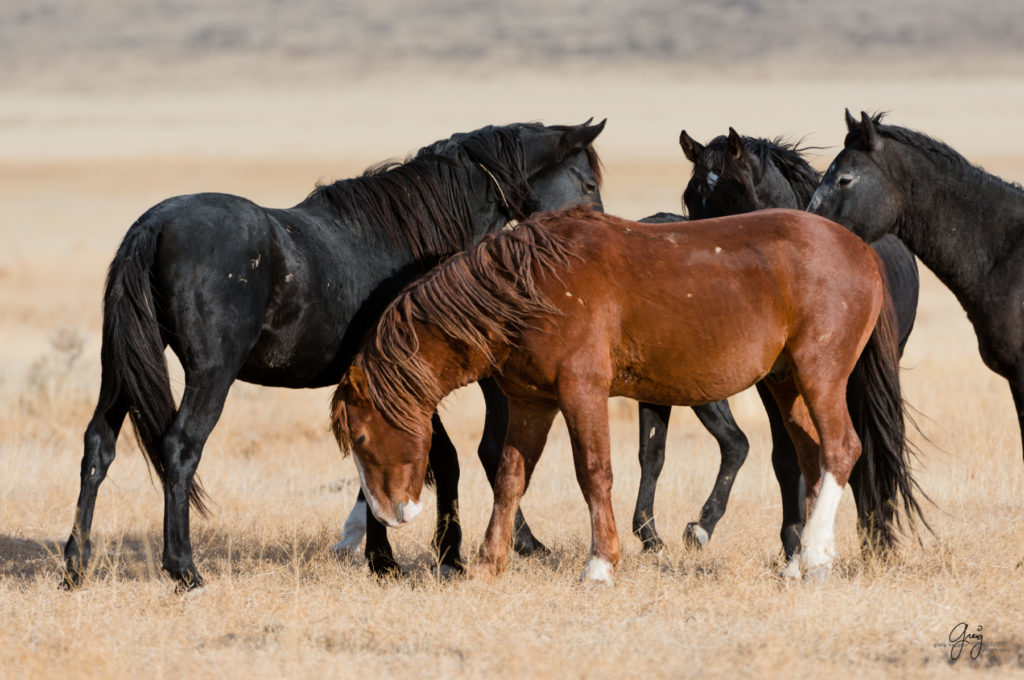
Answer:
[{"left": 331, "top": 365, "right": 433, "bottom": 528}]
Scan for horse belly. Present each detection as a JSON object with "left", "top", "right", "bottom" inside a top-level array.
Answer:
[
  {"left": 609, "top": 263, "right": 787, "bottom": 406},
  {"left": 612, "top": 335, "right": 781, "bottom": 406}
]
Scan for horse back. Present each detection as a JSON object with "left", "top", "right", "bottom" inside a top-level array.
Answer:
[{"left": 513, "top": 209, "right": 884, "bottom": 406}]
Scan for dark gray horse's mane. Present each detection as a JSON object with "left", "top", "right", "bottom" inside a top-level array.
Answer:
[{"left": 851, "top": 112, "right": 1024, "bottom": 194}]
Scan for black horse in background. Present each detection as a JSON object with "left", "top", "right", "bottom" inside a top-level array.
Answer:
[
  {"left": 812, "top": 110, "right": 1024, "bottom": 462},
  {"left": 63, "top": 119, "right": 606, "bottom": 590},
  {"left": 632, "top": 128, "right": 920, "bottom": 559}
]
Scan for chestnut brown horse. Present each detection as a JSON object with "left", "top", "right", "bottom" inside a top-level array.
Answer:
[{"left": 331, "top": 206, "right": 925, "bottom": 583}]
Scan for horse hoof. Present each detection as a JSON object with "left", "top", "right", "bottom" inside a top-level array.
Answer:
[
  {"left": 59, "top": 571, "right": 85, "bottom": 591},
  {"left": 331, "top": 538, "right": 361, "bottom": 555},
  {"left": 174, "top": 576, "right": 206, "bottom": 594},
  {"left": 467, "top": 562, "right": 497, "bottom": 582},
  {"left": 367, "top": 557, "right": 404, "bottom": 580},
  {"left": 803, "top": 564, "right": 832, "bottom": 583},
  {"left": 580, "top": 556, "right": 615, "bottom": 586},
  {"left": 780, "top": 557, "right": 802, "bottom": 581},
  {"left": 683, "top": 523, "right": 709, "bottom": 550},
  {"left": 513, "top": 533, "right": 550, "bottom": 557},
  {"left": 433, "top": 562, "right": 465, "bottom": 581},
  {"left": 639, "top": 535, "right": 666, "bottom": 554}
]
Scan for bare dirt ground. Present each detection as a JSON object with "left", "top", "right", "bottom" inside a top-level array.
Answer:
[{"left": 2, "top": 2, "right": 1024, "bottom": 678}]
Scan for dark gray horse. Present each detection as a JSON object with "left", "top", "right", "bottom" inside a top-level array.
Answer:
[
  {"left": 63, "top": 120, "right": 606, "bottom": 590},
  {"left": 812, "top": 110, "right": 1024, "bottom": 459}
]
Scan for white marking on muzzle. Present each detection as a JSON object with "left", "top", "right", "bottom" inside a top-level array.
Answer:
[
  {"left": 351, "top": 455, "right": 395, "bottom": 526},
  {"left": 397, "top": 499, "right": 423, "bottom": 524}
]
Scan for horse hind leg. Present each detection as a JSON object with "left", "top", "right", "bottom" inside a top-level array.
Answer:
[
  {"left": 158, "top": 367, "right": 239, "bottom": 590},
  {"left": 686, "top": 399, "right": 750, "bottom": 549},
  {"left": 632, "top": 402, "right": 670, "bottom": 552},
  {"left": 62, "top": 389, "right": 128, "bottom": 588},
  {"left": 756, "top": 382, "right": 805, "bottom": 560}
]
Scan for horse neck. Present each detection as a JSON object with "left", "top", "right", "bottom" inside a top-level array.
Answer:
[
  {"left": 415, "top": 320, "right": 508, "bottom": 397},
  {"left": 756, "top": 165, "right": 804, "bottom": 209},
  {"left": 893, "top": 144, "right": 1023, "bottom": 304}
]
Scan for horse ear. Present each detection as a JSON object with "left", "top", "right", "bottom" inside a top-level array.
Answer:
[
  {"left": 679, "top": 130, "right": 704, "bottom": 163},
  {"left": 845, "top": 108, "right": 857, "bottom": 133},
  {"left": 561, "top": 118, "right": 606, "bottom": 151},
  {"left": 727, "top": 127, "right": 745, "bottom": 161},
  {"left": 346, "top": 365, "right": 371, "bottom": 403},
  {"left": 859, "top": 111, "right": 881, "bottom": 151}
]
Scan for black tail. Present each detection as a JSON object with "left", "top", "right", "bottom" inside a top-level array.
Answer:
[
  {"left": 847, "top": 289, "right": 928, "bottom": 552},
  {"left": 97, "top": 219, "right": 209, "bottom": 515}
]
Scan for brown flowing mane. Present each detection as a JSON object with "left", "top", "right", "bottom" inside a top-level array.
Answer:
[{"left": 335, "top": 207, "right": 592, "bottom": 443}]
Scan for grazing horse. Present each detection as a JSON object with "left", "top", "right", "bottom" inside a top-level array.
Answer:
[
  {"left": 631, "top": 129, "right": 920, "bottom": 558},
  {"left": 331, "top": 207, "right": 925, "bottom": 584},
  {"left": 62, "top": 119, "right": 606, "bottom": 590},
  {"left": 811, "top": 110, "right": 1024, "bottom": 459}
]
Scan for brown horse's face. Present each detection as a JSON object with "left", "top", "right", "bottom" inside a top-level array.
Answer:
[{"left": 333, "top": 375, "right": 432, "bottom": 528}]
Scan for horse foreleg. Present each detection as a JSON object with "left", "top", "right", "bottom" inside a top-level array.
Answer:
[
  {"left": 478, "top": 378, "right": 548, "bottom": 555},
  {"left": 756, "top": 382, "right": 805, "bottom": 560},
  {"left": 63, "top": 393, "right": 128, "bottom": 588},
  {"left": 633, "top": 402, "right": 670, "bottom": 552},
  {"left": 472, "top": 398, "right": 557, "bottom": 580},
  {"left": 561, "top": 386, "right": 619, "bottom": 585},
  {"left": 688, "top": 399, "right": 749, "bottom": 549},
  {"left": 429, "top": 414, "right": 463, "bottom": 575}
]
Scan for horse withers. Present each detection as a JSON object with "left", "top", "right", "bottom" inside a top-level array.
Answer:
[{"left": 331, "top": 207, "right": 925, "bottom": 584}]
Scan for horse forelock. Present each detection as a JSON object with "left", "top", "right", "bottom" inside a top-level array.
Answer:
[{"left": 357, "top": 210, "right": 583, "bottom": 433}]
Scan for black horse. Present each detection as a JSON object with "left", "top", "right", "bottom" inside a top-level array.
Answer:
[
  {"left": 632, "top": 127, "right": 920, "bottom": 558},
  {"left": 63, "top": 120, "right": 606, "bottom": 589},
  {"left": 812, "top": 110, "right": 1024, "bottom": 459}
]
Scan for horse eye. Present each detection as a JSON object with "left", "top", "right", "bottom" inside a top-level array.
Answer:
[
  {"left": 354, "top": 434, "right": 367, "bottom": 446},
  {"left": 838, "top": 175, "right": 855, "bottom": 187},
  {"left": 582, "top": 180, "right": 598, "bottom": 194}
]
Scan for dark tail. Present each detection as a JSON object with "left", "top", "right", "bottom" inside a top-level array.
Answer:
[
  {"left": 97, "top": 218, "right": 209, "bottom": 515},
  {"left": 847, "top": 289, "right": 929, "bottom": 552}
]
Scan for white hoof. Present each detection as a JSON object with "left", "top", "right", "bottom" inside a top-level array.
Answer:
[
  {"left": 781, "top": 555, "right": 802, "bottom": 580},
  {"left": 580, "top": 556, "right": 615, "bottom": 586},
  {"left": 803, "top": 563, "right": 832, "bottom": 583},
  {"left": 683, "top": 523, "right": 709, "bottom": 549}
]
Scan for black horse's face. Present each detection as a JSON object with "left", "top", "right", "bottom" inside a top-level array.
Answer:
[
  {"left": 681, "top": 130, "right": 759, "bottom": 220},
  {"left": 521, "top": 119, "right": 606, "bottom": 213},
  {"left": 529, "top": 146, "right": 603, "bottom": 213},
  {"left": 808, "top": 113, "right": 902, "bottom": 243}
]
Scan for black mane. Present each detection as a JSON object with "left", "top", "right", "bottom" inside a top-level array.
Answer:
[
  {"left": 850, "top": 113, "right": 1024, "bottom": 195},
  {"left": 307, "top": 125, "right": 535, "bottom": 260}
]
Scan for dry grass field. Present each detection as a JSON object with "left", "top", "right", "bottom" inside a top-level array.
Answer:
[{"left": 3, "top": 3, "right": 1024, "bottom": 678}]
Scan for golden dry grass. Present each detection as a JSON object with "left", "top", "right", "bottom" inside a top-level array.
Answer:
[{"left": 3, "top": 66, "right": 1024, "bottom": 678}]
